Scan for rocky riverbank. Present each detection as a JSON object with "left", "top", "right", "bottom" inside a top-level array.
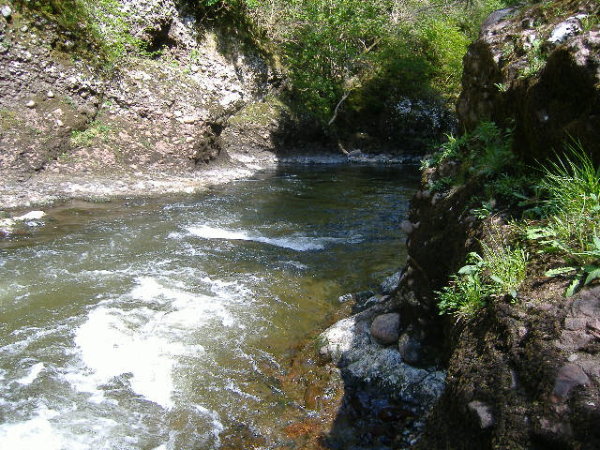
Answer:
[
  {"left": 291, "top": 1, "right": 600, "bottom": 448},
  {"left": 2, "top": 0, "right": 599, "bottom": 448}
]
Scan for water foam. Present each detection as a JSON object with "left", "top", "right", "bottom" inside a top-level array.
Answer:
[
  {"left": 185, "top": 225, "right": 327, "bottom": 251},
  {"left": 0, "top": 405, "right": 80, "bottom": 450},
  {"left": 16, "top": 362, "right": 44, "bottom": 385},
  {"left": 69, "top": 277, "right": 235, "bottom": 408}
]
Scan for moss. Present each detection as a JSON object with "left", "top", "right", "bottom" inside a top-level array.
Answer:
[
  {"left": 228, "top": 95, "right": 290, "bottom": 127},
  {"left": 70, "top": 120, "right": 113, "bottom": 146},
  {"left": 0, "top": 109, "right": 21, "bottom": 131}
]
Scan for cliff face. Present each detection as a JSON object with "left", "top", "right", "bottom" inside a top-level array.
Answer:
[
  {"left": 0, "top": 0, "right": 277, "bottom": 179},
  {"left": 457, "top": 0, "right": 600, "bottom": 163},
  {"left": 392, "top": 1, "right": 600, "bottom": 448}
]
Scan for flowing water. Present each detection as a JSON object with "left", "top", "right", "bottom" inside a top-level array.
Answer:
[{"left": 0, "top": 164, "right": 418, "bottom": 448}]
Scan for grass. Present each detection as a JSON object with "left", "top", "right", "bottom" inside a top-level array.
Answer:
[
  {"left": 0, "top": 109, "right": 20, "bottom": 131},
  {"left": 432, "top": 127, "right": 600, "bottom": 316},
  {"left": 526, "top": 146, "right": 600, "bottom": 295},
  {"left": 421, "top": 121, "right": 517, "bottom": 196},
  {"left": 15, "top": 0, "right": 152, "bottom": 71}
]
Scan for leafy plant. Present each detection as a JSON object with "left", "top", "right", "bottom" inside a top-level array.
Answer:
[
  {"left": 471, "top": 200, "right": 495, "bottom": 219},
  {"left": 527, "top": 146, "right": 600, "bottom": 295},
  {"left": 483, "top": 243, "right": 528, "bottom": 299},
  {"left": 421, "top": 133, "right": 466, "bottom": 170},
  {"left": 544, "top": 236, "right": 600, "bottom": 296},
  {"left": 581, "top": 14, "right": 599, "bottom": 32},
  {"left": 494, "top": 82, "right": 509, "bottom": 92},
  {"left": 438, "top": 252, "right": 489, "bottom": 317},
  {"left": 518, "top": 39, "right": 546, "bottom": 79},
  {"left": 438, "top": 242, "right": 528, "bottom": 317}
]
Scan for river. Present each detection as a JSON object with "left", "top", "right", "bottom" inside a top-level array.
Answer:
[{"left": 0, "top": 164, "right": 418, "bottom": 448}]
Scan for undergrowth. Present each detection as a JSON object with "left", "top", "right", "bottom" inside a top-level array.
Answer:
[
  {"left": 71, "top": 120, "right": 112, "bottom": 146},
  {"left": 433, "top": 129, "right": 599, "bottom": 317},
  {"left": 438, "top": 243, "right": 528, "bottom": 318},
  {"left": 526, "top": 146, "right": 600, "bottom": 295},
  {"left": 422, "top": 122, "right": 535, "bottom": 218}
]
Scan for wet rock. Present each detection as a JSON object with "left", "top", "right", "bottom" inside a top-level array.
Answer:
[
  {"left": 352, "top": 294, "right": 387, "bottom": 314},
  {"left": 370, "top": 313, "right": 400, "bottom": 345},
  {"left": 14, "top": 210, "right": 45, "bottom": 221},
  {"left": 401, "top": 220, "right": 414, "bottom": 234},
  {"left": 552, "top": 364, "right": 590, "bottom": 401},
  {"left": 468, "top": 401, "right": 494, "bottom": 429},
  {"left": 381, "top": 271, "right": 402, "bottom": 295}
]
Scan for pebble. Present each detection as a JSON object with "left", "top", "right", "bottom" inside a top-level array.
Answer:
[
  {"left": 26, "top": 100, "right": 36, "bottom": 108},
  {"left": 47, "top": 90, "right": 55, "bottom": 98},
  {"left": 1, "top": 5, "right": 11, "bottom": 19}
]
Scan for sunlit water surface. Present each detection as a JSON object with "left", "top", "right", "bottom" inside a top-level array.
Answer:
[{"left": 0, "top": 164, "right": 418, "bottom": 448}]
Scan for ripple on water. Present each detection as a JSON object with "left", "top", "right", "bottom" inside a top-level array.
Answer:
[{"left": 0, "top": 164, "right": 419, "bottom": 447}]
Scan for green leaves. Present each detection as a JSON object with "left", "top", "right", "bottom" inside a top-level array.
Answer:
[
  {"left": 437, "top": 245, "right": 528, "bottom": 318},
  {"left": 527, "top": 148, "right": 600, "bottom": 296}
]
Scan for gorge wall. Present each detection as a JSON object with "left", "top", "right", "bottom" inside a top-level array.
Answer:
[
  {"left": 0, "top": 0, "right": 284, "bottom": 181},
  {"left": 394, "top": 1, "right": 600, "bottom": 448}
]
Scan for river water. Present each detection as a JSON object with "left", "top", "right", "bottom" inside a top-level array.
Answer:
[{"left": 0, "top": 164, "right": 418, "bottom": 448}]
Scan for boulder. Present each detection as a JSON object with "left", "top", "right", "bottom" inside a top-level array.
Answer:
[
  {"left": 370, "top": 313, "right": 400, "bottom": 345},
  {"left": 468, "top": 401, "right": 494, "bottom": 429},
  {"left": 1, "top": 5, "right": 11, "bottom": 19},
  {"left": 381, "top": 271, "right": 402, "bottom": 294},
  {"left": 319, "top": 305, "right": 445, "bottom": 410},
  {"left": 552, "top": 364, "right": 590, "bottom": 401}
]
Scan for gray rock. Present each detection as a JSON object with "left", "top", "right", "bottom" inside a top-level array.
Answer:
[
  {"left": 468, "top": 401, "right": 494, "bottom": 429},
  {"left": 371, "top": 313, "right": 400, "bottom": 345},
  {"left": 552, "top": 363, "right": 590, "bottom": 401},
  {"left": 1, "top": 5, "right": 11, "bottom": 19},
  {"left": 319, "top": 305, "right": 445, "bottom": 409},
  {"left": 14, "top": 210, "right": 45, "bottom": 221},
  {"left": 381, "top": 271, "right": 402, "bottom": 294},
  {"left": 548, "top": 17, "right": 582, "bottom": 45},
  {"left": 338, "top": 293, "right": 353, "bottom": 303},
  {"left": 354, "top": 295, "right": 386, "bottom": 313},
  {"left": 398, "top": 332, "right": 422, "bottom": 365}
]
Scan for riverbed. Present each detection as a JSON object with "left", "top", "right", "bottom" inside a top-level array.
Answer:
[{"left": 0, "top": 164, "right": 418, "bottom": 448}]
